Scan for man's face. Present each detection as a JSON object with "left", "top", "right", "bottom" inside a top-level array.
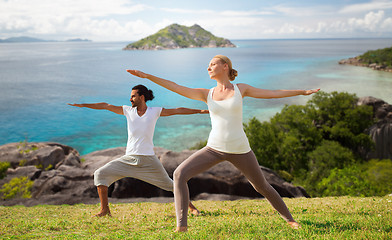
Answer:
[{"left": 130, "top": 89, "right": 143, "bottom": 107}]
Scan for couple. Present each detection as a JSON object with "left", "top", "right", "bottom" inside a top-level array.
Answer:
[{"left": 70, "top": 55, "right": 319, "bottom": 232}]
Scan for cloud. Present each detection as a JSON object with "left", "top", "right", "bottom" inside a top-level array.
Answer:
[
  {"left": 220, "top": 10, "right": 275, "bottom": 17},
  {"left": 1, "top": 1, "right": 392, "bottom": 41},
  {"left": 0, "top": 0, "right": 148, "bottom": 40},
  {"left": 0, "top": 0, "right": 147, "bottom": 18},
  {"left": 298, "top": 10, "right": 392, "bottom": 36},
  {"left": 347, "top": 10, "right": 385, "bottom": 31},
  {"left": 340, "top": 0, "right": 392, "bottom": 14},
  {"left": 161, "top": 8, "right": 214, "bottom": 15}
]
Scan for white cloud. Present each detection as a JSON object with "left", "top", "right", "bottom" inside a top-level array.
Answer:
[
  {"left": 161, "top": 8, "right": 214, "bottom": 15},
  {"left": 0, "top": 0, "right": 147, "bottom": 18},
  {"left": 381, "top": 17, "right": 392, "bottom": 29},
  {"left": 347, "top": 11, "right": 386, "bottom": 32},
  {"left": 0, "top": 0, "right": 149, "bottom": 40},
  {"left": 220, "top": 10, "right": 275, "bottom": 17},
  {"left": 1, "top": 1, "right": 392, "bottom": 41},
  {"left": 340, "top": 0, "right": 392, "bottom": 14}
]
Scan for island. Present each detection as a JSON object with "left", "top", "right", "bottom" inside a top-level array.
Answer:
[
  {"left": 123, "top": 23, "right": 236, "bottom": 50},
  {"left": 0, "top": 36, "right": 92, "bottom": 43},
  {"left": 339, "top": 46, "right": 392, "bottom": 72}
]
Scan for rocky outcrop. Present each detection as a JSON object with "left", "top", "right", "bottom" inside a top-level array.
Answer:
[
  {"left": 123, "top": 24, "right": 236, "bottom": 50},
  {"left": 339, "top": 57, "right": 392, "bottom": 72},
  {"left": 358, "top": 97, "right": 392, "bottom": 159},
  {"left": 0, "top": 143, "right": 309, "bottom": 206}
]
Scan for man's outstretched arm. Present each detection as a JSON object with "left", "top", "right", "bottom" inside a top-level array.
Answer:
[
  {"left": 67, "top": 103, "right": 124, "bottom": 115},
  {"left": 160, "top": 108, "right": 209, "bottom": 116}
]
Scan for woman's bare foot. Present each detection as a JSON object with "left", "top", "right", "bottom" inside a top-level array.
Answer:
[
  {"left": 288, "top": 221, "right": 301, "bottom": 229},
  {"left": 175, "top": 226, "right": 188, "bottom": 232},
  {"left": 189, "top": 208, "right": 200, "bottom": 216},
  {"left": 188, "top": 202, "right": 200, "bottom": 216}
]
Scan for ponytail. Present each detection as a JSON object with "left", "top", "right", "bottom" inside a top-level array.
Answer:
[{"left": 132, "top": 84, "right": 155, "bottom": 101}]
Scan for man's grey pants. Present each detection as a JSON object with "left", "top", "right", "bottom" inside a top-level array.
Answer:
[{"left": 94, "top": 155, "right": 173, "bottom": 192}]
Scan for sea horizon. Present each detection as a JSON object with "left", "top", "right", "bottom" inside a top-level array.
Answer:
[{"left": 1, "top": 38, "right": 391, "bottom": 155}]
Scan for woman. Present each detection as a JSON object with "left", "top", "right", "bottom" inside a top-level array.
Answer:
[{"left": 127, "top": 55, "right": 320, "bottom": 232}]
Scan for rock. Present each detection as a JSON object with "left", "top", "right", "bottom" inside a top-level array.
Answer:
[
  {"left": 0, "top": 143, "right": 309, "bottom": 206},
  {"left": 339, "top": 56, "right": 392, "bottom": 72},
  {"left": 358, "top": 97, "right": 392, "bottom": 160},
  {"left": 0, "top": 142, "right": 80, "bottom": 169},
  {"left": 193, "top": 193, "right": 253, "bottom": 201}
]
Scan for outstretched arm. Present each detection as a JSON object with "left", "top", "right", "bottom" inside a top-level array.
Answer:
[
  {"left": 126, "top": 70, "right": 209, "bottom": 103},
  {"left": 238, "top": 83, "right": 320, "bottom": 99},
  {"left": 67, "top": 103, "right": 123, "bottom": 115},
  {"left": 160, "top": 108, "right": 209, "bottom": 117}
]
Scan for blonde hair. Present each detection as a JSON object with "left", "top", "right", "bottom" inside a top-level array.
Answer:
[{"left": 213, "top": 55, "right": 238, "bottom": 81}]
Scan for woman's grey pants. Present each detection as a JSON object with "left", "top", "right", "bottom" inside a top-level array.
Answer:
[{"left": 173, "top": 146, "right": 295, "bottom": 227}]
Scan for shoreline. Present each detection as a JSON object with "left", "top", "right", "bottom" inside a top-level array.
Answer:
[{"left": 339, "top": 57, "right": 392, "bottom": 73}]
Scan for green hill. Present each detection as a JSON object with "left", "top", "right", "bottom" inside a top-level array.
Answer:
[
  {"left": 359, "top": 46, "right": 392, "bottom": 68},
  {"left": 123, "top": 23, "right": 236, "bottom": 50}
]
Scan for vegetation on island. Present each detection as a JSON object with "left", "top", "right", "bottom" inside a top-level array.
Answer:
[
  {"left": 194, "top": 91, "right": 392, "bottom": 197},
  {"left": 358, "top": 46, "right": 392, "bottom": 68},
  {"left": 124, "top": 23, "right": 236, "bottom": 50},
  {"left": 339, "top": 46, "right": 392, "bottom": 72}
]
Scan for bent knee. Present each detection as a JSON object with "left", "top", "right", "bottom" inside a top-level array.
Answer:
[
  {"left": 173, "top": 168, "right": 188, "bottom": 182},
  {"left": 94, "top": 168, "right": 108, "bottom": 180}
]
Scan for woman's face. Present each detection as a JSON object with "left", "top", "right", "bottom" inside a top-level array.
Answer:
[{"left": 207, "top": 58, "right": 227, "bottom": 79}]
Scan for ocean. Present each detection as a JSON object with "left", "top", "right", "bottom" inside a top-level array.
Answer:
[{"left": 1, "top": 39, "right": 391, "bottom": 155}]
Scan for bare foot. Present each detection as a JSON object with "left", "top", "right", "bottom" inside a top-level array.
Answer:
[
  {"left": 188, "top": 202, "right": 200, "bottom": 216},
  {"left": 93, "top": 209, "right": 111, "bottom": 217},
  {"left": 175, "top": 226, "right": 188, "bottom": 232},
  {"left": 288, "top": 221, "right": 301, "bottom": 229},
  {"left": 189, "top": 208, "right": 200, "bottom": 216}
]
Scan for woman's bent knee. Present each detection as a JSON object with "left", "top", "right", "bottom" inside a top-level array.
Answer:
[{"left": 173, "top": 168, "right": 187, "bottom": 183}]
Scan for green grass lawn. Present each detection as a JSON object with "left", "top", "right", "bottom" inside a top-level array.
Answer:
[{"left": 0, "top": 195, "right": 391, "bottom": 239}]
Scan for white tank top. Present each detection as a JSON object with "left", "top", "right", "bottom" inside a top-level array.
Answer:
[{"left": 206, "top": 84, "right": 251, "bottom": 153}]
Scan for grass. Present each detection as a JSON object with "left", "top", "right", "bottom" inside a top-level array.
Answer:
[{"left": 0, "top": 196, "right": 391, "bottom": 239}]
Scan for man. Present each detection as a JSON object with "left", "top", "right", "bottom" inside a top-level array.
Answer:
[{"left": 68, "top": 84, "right": 207, "bottom": 217}]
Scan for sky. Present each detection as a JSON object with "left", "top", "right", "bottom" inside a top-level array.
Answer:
[{"left": 1, "top": 0, "right": 392, "bottom": 41}]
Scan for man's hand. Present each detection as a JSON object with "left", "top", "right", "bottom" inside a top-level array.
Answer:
[{"left": 67, "top": 103, "right": 83, "bottom": 107}]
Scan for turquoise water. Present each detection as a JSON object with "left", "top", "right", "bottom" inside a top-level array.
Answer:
[{"left": 1, "top": 39, "right": 391, "bottom": 155}]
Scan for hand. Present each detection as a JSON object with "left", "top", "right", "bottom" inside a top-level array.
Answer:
[
  {"left": 126, "top": 69, "right": 148, "bottom": 78},
  {"left": 201, "top": 110, "right": 209, "bottom": 114},
  {"left": 304, "top": 88, "right": 320, "bottom": 95}
]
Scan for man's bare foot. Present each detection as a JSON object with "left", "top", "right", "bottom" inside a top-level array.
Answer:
[
  {"left": 175, "top": 226, "right": 188, "bottom": 232},
  {"left": 93, "top": 209, "right": 111, "bottom": 217},
  {"left": 288, "top": 221, "right": 301, "bottom": 229}
]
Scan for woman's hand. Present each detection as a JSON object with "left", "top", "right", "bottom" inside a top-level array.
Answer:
[
  {"left": 126, "top": 69, "right": 148, "bottom": 78},
  {"left": 303, "top": 88, "right": 321, "bottom": 95}
]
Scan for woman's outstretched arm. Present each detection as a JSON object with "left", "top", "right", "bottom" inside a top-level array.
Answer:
[
  {"left": 127, "top": 70, "right": 209, "bottom": 103},
  {"left": 238, "top": 83, "right": 320, "bottom": 99}
]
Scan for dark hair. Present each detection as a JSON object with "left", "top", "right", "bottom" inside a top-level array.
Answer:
[{"left": 132, "top": 84, "right": 154, "bottom": 101}]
